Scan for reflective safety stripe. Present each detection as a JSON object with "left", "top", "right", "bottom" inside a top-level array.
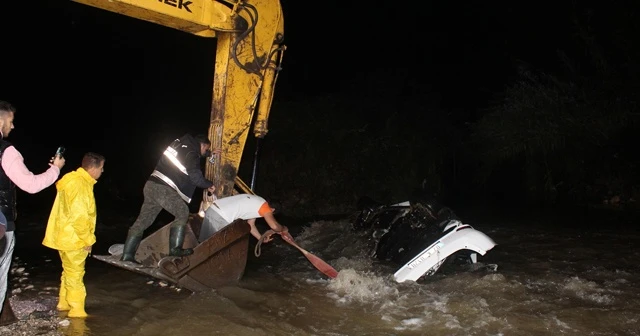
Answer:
[
  {"left": 163, "top": 146, "right": 188, "bottom": 175},
  {"left": 151, "top": 170, "right": 191, "bottom": 203}
]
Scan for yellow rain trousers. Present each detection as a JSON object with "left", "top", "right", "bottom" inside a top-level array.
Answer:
[
  {"left": 58, "top": 249, "right": 89, "bottom": 317},
  {"left": 42, "top": 168, "right": 97, "bottom": 318}
]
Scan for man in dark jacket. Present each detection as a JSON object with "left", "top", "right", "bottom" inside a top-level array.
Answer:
[
  {"left": 121, "top": 134, "right": 215, "bottom": 262},
  {"left": 1, "top": 100, "right": 64, "bottom": 323}
]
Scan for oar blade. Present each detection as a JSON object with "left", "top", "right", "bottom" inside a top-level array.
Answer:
[
  {"left": 282, "top": 232, "right": 339, "bottom": 279},
  {"left": 305, "top": 253, "right": 339, "bottom": 278}
]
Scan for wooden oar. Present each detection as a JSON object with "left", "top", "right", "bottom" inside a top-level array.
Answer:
[
  {"left": 280, "top": 231, "right": 338, "bottom": 279},
  {"left": 238, "top": 182, "right": 338, "bottom": 279},
  {"left": 254, "top": 230, "right": 338, "bottom": 279}
]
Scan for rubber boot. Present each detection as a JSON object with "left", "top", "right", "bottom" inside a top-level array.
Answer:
[
  {"left": 57, "top": 302, "right": 71, "bottom": 311},
  {"left": 57, "top": 280, "right": 70, "bottom": 311},
  {"left": 121, "top": 233, "right": 142, "bottom": 263},
  {"left": 67, "top": 300, "right": 88, "bottom": 318},
  {"left": 0, "top": 296, "right": 18, "bottom": 326},
  {"left": 169, "top": 226, "right": 193, "bottom": 257}
]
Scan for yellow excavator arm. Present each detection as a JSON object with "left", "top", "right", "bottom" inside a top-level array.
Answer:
[{"left": 72, "top": 0, "right": 285, "bottom": 197}]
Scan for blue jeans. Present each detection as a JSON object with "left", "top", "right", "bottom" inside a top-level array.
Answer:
[{"left": 0, "top": 230, "right": 15, "bottom": 313}]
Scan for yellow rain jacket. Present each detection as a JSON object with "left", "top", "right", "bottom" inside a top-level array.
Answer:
[{"left": 42, "top": 168, "right": 97, "bottom": 251}]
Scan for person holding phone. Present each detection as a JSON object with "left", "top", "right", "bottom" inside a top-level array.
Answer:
[{"left": 0, "top": 100, "right": 65, "bottom": 322}]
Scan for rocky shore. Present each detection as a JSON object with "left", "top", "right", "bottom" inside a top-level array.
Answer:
[
  {"left": 0, "top": 296, "right": 62, "bottom": 336},
  {"left": 0, "top": 259, "right": 73, "bottom": 336}
]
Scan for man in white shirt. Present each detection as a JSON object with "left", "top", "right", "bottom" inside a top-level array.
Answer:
[{"left": 200, "top": 194, "right": 287, "bottom": 242}]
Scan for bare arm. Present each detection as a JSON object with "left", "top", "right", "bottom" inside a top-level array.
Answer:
[
  {"left": 260, "top": 212, "right": 288, "bottom": 243},
  {"left": 263, "top": 212, "right": 286, "bottom": 232},
  {"left": 247, "top": 218, "right": 262, "bottom": 240}
]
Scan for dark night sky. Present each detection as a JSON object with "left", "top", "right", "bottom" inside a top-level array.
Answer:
[
  {"left": 1, "top": 1, "right": 573, "bottom": 134},
  {"left": 0, "top": 1, "right": 628, "bottom": 209}
]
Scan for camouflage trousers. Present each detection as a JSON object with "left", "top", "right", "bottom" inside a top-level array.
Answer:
[{"left": 127, "top": 180, "right": 189, "bottom": 237}]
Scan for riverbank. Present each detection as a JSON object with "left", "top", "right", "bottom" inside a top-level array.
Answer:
[
  {"left": 0, "top": 260, "right": 76, "bottom": 336},
  {"left": 0, "top": 295, "right": 61, "bottom": 336}
]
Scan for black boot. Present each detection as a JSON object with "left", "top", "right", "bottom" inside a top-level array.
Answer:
[
  {"left": 169, "top": 226, "right": 193, "bottom": 257},
  {"left": 0, "top": 295, "right": 18, "bottom": 326},
  {"left": 121, "top": 233, "right": 142, "bottom": 263}
]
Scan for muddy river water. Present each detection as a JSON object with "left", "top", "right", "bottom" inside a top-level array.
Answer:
[{"left": 9, "top": 206, "right": 640, "bottom": 335}]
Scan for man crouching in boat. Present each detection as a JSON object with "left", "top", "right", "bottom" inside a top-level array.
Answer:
[{"left": 199, "top": 194, "right": 288, "bottom": 242}]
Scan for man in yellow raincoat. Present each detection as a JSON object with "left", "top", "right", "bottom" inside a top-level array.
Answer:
[{"left": 42, "top": 152, "right": 105, "bottom": 318}]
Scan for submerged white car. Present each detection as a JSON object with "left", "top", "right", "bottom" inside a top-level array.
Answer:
[{"left": 353, "top": 197, "right": 497, "bottom": 283}]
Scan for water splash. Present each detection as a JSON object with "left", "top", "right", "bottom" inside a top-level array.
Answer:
[
  {"left": 563, "top": 276, "right": 615, "bottom": 304},
  {"left": 326, "top": 269, "right": 399, "bottom": 304}
]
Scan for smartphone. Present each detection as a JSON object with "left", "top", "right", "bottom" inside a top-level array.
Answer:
[{"left": 55, "top": 146, "right": 66, "bottom": 158}]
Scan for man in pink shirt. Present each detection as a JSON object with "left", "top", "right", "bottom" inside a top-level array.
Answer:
[{"left": 0, "top": 100, "right": 65, "bottom": 323}]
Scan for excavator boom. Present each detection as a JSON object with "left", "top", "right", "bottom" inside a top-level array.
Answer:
[
  {"left": 73, "top": 0, "right": 285, "bottom": 291},
  {"left": 73, "top": 0, "right": 284, "bottom": 196},
  {"left": 73, "top": 0, "right": 241, "bottom": 36}
]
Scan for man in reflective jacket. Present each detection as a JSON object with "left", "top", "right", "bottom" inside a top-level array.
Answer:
[
  {"left": 42, "top": 152, "right": 105, "bottom": 318},
  {"left": 121, "top": 134, "right": 215, "bottom": 263}
]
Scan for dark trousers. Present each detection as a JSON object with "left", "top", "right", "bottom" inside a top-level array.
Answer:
[{"left": 127, "top": 180, "right": 189, "bottom": 236}]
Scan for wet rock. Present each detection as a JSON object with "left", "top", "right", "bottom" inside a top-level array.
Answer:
[
  {"left": 0, "top": 261, "right": 70, "bottom": 335},
  {"left": 0, "top": 297, "right": 62, "bottom": 336}
]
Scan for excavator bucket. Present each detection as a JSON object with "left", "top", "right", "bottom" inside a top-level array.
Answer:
[{"left": 93, "top": 215, "right": 250, "bottom": 291}]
